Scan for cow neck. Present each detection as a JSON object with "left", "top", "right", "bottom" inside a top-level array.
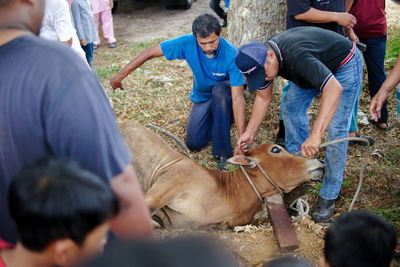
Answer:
[{"left": 236, "top": 162, "right": 284, "bottom": 202}]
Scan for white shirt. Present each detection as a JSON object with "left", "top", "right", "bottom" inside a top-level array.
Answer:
[{"left": 39, "top": 0, "right": 87, "bottom": 64}]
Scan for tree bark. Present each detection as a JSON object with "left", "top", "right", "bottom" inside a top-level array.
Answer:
[{"left": 227, "top": 0, "right": 287, "bottom": 47}]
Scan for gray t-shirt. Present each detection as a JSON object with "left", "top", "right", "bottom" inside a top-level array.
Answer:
[{"left": 0, "top": 35, "right": 131, "bottom": 243}]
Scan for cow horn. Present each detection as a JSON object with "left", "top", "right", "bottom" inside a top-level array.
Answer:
[{"left": 227, "top": 155, "right": 257, "bottom": 168}]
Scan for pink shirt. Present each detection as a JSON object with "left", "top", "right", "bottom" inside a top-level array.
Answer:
[
  {"left": 349, "top": 0, "right": 386, "bottom": 39},
  {"left": 0, "top": 238, "right": 13, "bottom": 267},
  {"left": 90, "top": 0, "right": 111, "bottom": 14}
]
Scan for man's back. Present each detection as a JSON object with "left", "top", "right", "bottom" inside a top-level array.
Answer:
[{"left": 0, "top": 35, "right": 131, "bottom": 243}]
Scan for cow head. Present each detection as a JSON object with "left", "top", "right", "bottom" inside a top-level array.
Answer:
[{"left": 228, "top": 144, "right": 324, "bottom": 194}]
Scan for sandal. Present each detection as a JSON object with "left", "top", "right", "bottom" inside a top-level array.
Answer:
[
  {"left": 368, "top": 118, "right": 391, "bottom": 131},
  {"left": 108, "top": 42, "right": 117, "bottom": 49},
  {"left": 348, "top": 132, "right": 375, "bottom": 146}
]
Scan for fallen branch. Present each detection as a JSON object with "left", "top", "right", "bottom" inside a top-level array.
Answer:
[{"left": 147, "top": 124, "right": 192, "bottom": 158}]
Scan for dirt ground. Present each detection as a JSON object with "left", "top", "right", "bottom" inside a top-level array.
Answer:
[{"left": 94, "top": 1, "right": 400, "bottom": 266}]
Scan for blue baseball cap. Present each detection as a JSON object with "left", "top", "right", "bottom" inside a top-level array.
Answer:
[{"left": 235, "top": 41, "right": 272, "bottom": 91}]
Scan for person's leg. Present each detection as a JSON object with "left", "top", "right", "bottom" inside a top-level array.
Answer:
[
  {"left": 210, "top": 81, "right": 233, "bottom": 159},
  {"left": 281, "top": 82, "right": 319, "bottom": 155},
  {"left": 362, "top": 35, "right": 388, "bottom": 127},
  {"left": 186, "top": 100, "right": 213, "bottom": 152},
  {"left": 100, "top": 9, "right": 117, "bottom": 46},
  {"left": 275, "top": 80, "right": 292, "bottom": 146},
  {"left": 81, "top": 42, "right": 94, "bottom": 67},
  {"left": 313, "top": 49, "right": 363, "bottom": 222},
  {"left": 92, "top": 12, "right": 101, "bottom": 47},
  {"left": 209, "top": 0, "right": 227, "bottom": 23},
  {"left": 348, "top": 82, "right": 362, "bottom": 133}
]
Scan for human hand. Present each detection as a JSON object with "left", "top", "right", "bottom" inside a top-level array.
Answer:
[
  {"left": 336, "top": 13, "right": 357, "bottom": 28},
  {"left": 80, "top": 39, "right": 87, "bottom": 46},
  {"left": 369, "top": 90, "right": 390, "bottom": 122},
  {"left": 236, "top": 131, "right": 254, "bottom": 154},
  {"left": 301, "top": 134, "right": 321, "bottom": 159},
  {"left": 234, "top": 146, "right": 245, "bottom": 156},
  {"left": 347, "top": 29, "right": 359, "bottom": 43},
  {"left": 109, "top": 0, "right": 113, "bottom": 9},
  {"left": 110, "top": 74, "right": 125, "bottom": 90}
]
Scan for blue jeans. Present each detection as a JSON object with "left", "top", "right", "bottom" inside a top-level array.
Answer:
[
  {"left": 81, "top": 42, "right": 94, "bottom": 67},
  {"left": 186, "top": 81, "right": 233, "bottom": 157},
  {"left": 362, "top": 35, "right": 388, "bottom": 124},
  {"left": 281, "top": 49, "right": 363, "bottom": 200}
]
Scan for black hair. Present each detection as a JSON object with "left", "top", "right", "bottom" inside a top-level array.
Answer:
[
  {"left": 263, "top": 255, "right": 315, "bottom": 267},
  {"left": 192, "top": 13, "right": 221, "bottom": 38},
  {"left": 0, "top": 0, "right": 13, "bottom": 7},
  {"left": 324, "top": 210, "right": 396, "bottom": 267},
  {"left": 82, "top": 237, "right": 238, "bottom": 267},
  {"left": 9, "top": 158, "right": 119, "bottom": 252}
]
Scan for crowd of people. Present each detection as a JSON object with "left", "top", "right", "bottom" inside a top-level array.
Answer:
[{"left": 0, "top": 0, "right": 399, "bottom": 266}]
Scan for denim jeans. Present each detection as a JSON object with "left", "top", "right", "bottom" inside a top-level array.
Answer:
[
  {"left": 186, "top": 81, "right": 234, "bottom": 157},
  {"left": 361, "top": 35, "right": 388, "bottom": 124},
  {"left": 81, "top": 42, "right": 94, "bottom": 67},
  {"left": 281, "top": 49, "right": 363, "bottom": 200}
]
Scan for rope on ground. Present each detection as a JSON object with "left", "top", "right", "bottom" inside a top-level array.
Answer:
[
  {"left": 290, "top": 195, "right": 310, "bottom": 222},
  {"left": 147, "top": 124, "right": 193, "bottom": 158}
]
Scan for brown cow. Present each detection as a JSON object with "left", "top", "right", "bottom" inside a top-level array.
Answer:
[{"left": 119, "top": 120, "right": 324, "bottom": 229}]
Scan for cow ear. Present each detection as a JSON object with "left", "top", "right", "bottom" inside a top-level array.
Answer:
[{"left": 227, "top": 155, "right": 256, "bottom": 168}]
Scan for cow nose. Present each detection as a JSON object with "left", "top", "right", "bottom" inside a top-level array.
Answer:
[{"left": 308, "top": 159, "right": 325, "bottom": 181}]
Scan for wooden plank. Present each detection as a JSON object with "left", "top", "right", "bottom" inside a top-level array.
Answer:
[{"left": 265, "top": 194, "right": 299, "bottom": 251}]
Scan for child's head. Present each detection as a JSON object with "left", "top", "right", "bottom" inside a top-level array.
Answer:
[
  {"left": 264, "top": 255, "right": 314, "bottom": 267},
  {"left": 9, "top": 158, "right": 119, "bottom": 266},
  {"left": 323, "top": 210, "right": 396, "bottom": 267}
]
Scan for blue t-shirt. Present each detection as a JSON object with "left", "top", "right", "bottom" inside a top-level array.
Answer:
[
  {"left": 160, "top": 34, "right": 245, "bottom": 103},
  {"left": 0, "top": 35, "right": 131, "bottom": 244}
]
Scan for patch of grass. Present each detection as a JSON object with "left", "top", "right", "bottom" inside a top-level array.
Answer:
[
  {"left": 306, "top": 182, "right": 322, "bottom": 196},
  {"left": 386, "top": 26, "right": 400, "bottom": 68},
  {"left": 367, "top": 207, "right": 400, "bottom": 238}
]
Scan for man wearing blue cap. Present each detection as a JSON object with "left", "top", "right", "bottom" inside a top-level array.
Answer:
[{"left": 235, "top": 26, "right": 363, "bottom": 223}]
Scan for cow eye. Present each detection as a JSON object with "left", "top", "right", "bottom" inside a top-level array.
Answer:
[{"left": 271, "top": 146, "right": 282, "bottom": 153}]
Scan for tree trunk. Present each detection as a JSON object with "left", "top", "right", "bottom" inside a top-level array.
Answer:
[{"left": 227, "top": 0, "right": 287, "bottom": 47}]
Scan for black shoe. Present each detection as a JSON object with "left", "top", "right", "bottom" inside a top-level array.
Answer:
[
  {"left": 311, "top": 197, "right": 336, "bottom": 223},
  {"left": 221, "top": 19, "right": 227, "bottom": 28},
  {"left": 214, "top": 155, "right": 228, "bottom": 170},
  {"left": 348, "top": 132, "right": 374, "bottom": 146}
]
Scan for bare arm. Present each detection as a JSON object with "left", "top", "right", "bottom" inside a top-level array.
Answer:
[
  {"left": 346, "top": 0, "right": 355, "bottom": 12},
  {"left": 231, "top": 85, "right": 247, "bottom": 155},
  {"left": 235, "top": 86, "right": 272, "bottom": 154},
  {"left": 110, "top": 164, "right": 154, "bottom": 239},
  {"left": 62, "top": 37, "right": 73, "bottom": 47},
  {"left": 110, "top": 44, "right": 164, "bottom": 90},
  {"left": 301, "top": 77, "right": 342, "bottom": 159},
  {"left": 370, "top": 53, "right": 400, "bottom": 121},
  {"left": 294, "top": 7, "right": 357, "bottom": 28}
]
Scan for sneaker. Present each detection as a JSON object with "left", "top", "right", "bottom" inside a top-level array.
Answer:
[
  {"left": 311, "top": 197, "right": 336, "bottom": 223},
  {"left": 214, "top": 155, "right": 228, "bottom": 170},
  {"left": 348, "top": 132, "right": 374, "bottom": 146}
]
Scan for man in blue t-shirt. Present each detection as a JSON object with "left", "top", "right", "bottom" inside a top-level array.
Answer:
[
  {"left": 110, "top": 13, "right": 245, "bottom": 170},
  {"left": 0, "top": 0, "right": 153, "bottom": 244}
]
